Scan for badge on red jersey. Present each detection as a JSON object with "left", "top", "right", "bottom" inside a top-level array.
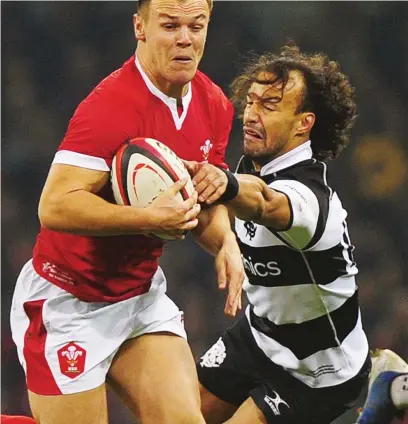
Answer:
[
  {"left": 57, "top": 342, "right": 86, "bottom": 379},
  {"left": 200, "top": 139, "right": 213, "bottom": 161}
]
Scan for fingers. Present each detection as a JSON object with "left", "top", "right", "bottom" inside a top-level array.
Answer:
[
  {"left": 204, "top": 184, "right": 227, "bottom": 205},
  {"left": 182, "top": 162, "right": 228, "bottom": 203},
  {"left": 224, "top": 272, "right": 243, "bottom": 317},
  {"left": 181, "top": 218, "right": 199, "bottom": 231},
  {"left": 167, "top": 178, "right": 188, "bottom": 195},
  {"left": 183, "top": 190, "right": 198, "bottom": 210},
  {"left": 224, "top": 287, "right": 243, "bottom": 317},
  {"left": 190, "top": 162, "right": 207, "bottom": 185},
  {"left": 215, "top": 257, "right": 227, "bottom": 291},
  {"left": 198, "top": 178, "right": 227, "bottom": 203},
  {"left": 179, "top": 194, "right": 200, "bottom": 227},
  {"left": 221, "top": 254, "right": 245, "bottom": 317},
  {"left": 226, "top": 292, "right": 243, "bottom": 316},
  {"left": 192, "top": 165, "right": 227, "bottom": 202},
  {"left": 196, "top": 174, "right": 218, "bottom": 200},
  {"left": 184, "top": 203, "right": 201, "bottom": 222},
  {"left": 182, "top": 160, "right": 198, "bottom": 176}
]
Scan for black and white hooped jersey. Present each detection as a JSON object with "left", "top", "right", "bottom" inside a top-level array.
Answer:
[{"left": 235, "top": 141, "right": 369, "bottom": 388}]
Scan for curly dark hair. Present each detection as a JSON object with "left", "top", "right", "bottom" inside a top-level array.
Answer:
[{"left": 231, "top": 44, "right": 357, "bottom": 161}]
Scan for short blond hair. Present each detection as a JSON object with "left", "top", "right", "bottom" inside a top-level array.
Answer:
[{"left": 138, "top": 0, "right": 213, "bottom": 15}]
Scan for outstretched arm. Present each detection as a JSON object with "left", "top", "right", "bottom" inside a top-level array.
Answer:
[
  {"left": 227, "top": 174, "right": 291, "bottom": 230},
  {"left": 183, "top": 160, "right": 291, "bottom": 231}
]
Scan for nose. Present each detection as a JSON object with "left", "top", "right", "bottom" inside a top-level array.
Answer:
[
  {"left": 176, "top": 26, "right": 192, "bottom": 47},
  {"left": 244, "top": 104, "right": 259, "bottom": 124}
]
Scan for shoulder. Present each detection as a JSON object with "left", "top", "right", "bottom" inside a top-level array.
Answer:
[
  {"left": 271, "top": 161, "right": 334, "bottom": 236},
  {"left": 193, "top": 70, "right": 233, "bottom": 115},
  {"left": 68, "top": 62, "right": 146, "bottom": 137},
  {"left": 76, "top": 56, "right": 142, "bottom": 119},
  {"left": 270, "top": 160, "right": 332, "bottom": 196}
]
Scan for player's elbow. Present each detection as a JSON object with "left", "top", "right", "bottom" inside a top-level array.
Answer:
[{"left": 38, "top": 194, "right": 66, "bottom": 231}]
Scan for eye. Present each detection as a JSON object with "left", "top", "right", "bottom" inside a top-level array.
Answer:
[
  {"left": 191, "top": 25, "right": 204, "bottom": 31},
  {"left": 262, "top": 103, "right": 276, "bottom": 111},
  {"left": 162, "top": 23, "right": 177, "bottom": 30}
]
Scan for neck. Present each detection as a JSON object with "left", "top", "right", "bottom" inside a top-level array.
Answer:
[{"left": 136, "top": 48, "right": 188, "bottom": 100}]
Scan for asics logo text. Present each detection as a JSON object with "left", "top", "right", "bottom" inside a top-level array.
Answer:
[{"left": 243, "top": 255, "right": 281, "bottom": 277}]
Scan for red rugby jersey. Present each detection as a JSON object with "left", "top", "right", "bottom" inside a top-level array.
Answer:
[{"left": 32, "top": 56, "right": 234, "bottom": 302}]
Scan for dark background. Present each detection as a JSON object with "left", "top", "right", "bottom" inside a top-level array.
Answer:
[{"left": 2, "top": 2, "right": 408, "bottom": 423}]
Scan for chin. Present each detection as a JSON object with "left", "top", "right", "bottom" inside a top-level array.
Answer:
[
  {"left": 168, "top": 67, "right": 197, "bottom": 85},
  {"left": 172, "top": 74, "right": 195, "bottom": 85},
  {"left": 244, "top": 147, "right": 271, "bottom": 163},
  {"left": 244, "top": 145, "right": 264, "bottom": 158}
]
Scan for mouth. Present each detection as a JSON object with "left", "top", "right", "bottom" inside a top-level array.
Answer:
[
  {"left": 173, "top": 56, "right": 193, "bottom": 64},
  {"left": 243, "top": 126, "right": 264, "bottom": 140}
]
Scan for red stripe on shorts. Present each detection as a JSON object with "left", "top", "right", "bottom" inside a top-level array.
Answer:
[
  {"left": 23, "top": 300, "right": 62, "bottom": 395},
  {"left": 1, "top": 416, "right": 36, "bottom": 423}
]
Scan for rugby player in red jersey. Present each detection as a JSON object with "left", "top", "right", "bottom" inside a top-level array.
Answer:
[{"left": 9, "top": 1, "right": 244, "bottom": 423}]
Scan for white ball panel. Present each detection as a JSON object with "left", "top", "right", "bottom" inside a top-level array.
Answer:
[
  {"left": 126, "top": 154, "right": 183, "bottom": 208},
  {"left": 144, "top": 138, "right": 195, "bottom": 199}
]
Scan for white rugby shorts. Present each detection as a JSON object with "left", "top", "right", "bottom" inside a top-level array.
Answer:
[{"left": 10, "top": 259, "right": 186, "bottom": 395}]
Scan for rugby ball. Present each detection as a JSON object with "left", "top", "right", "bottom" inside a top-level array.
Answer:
[{"left": 111, "top": 137, "right": 195, "bottom": 240}]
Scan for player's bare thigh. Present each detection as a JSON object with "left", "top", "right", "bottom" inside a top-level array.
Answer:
[
  {"left": 223, "top": 397, "right": 267, "bottom": 424},
  {"left": 200, "top": 383, "right": 239, "bottom": 424},
  {"left": 200, "top": 385, "right": 267, "bottom": 424},
  {"left": 108, "top": 331, "right": 205, "bottom": 424},
  {"left": 28, "top": 384, "right": 108, "bottom": 424}
]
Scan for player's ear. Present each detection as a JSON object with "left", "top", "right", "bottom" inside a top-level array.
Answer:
[
  {"left": 133, "top": 14, "right": 146, "bottom": 42},
  {"left": 296, "top": 112, "right": 315, "bottom": 136}
]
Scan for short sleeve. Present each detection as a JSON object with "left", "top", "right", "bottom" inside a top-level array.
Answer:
[
  {"left": 269, "top": 179, "right": 320, "bottom": 250},
  {"left": 208, "top": 88, "right": 234, "bottom": 169},
  {"left": 55, "top": 96, "right": 132, "bottom": 171}
]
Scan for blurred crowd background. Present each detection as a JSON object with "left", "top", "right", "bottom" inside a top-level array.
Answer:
[{"left": 2, "top": 2, "right": 408, "bottom": 423}]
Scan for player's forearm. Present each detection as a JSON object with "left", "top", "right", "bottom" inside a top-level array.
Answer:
[
  {"left": 38, "top": 189, "right": 154, "bottom": 236},
  {"left": 226, "top": 175, "right": 267, "bottom": 222},
  {"left": 227, "top": 175, "right": 290, "bottom": 230},
  {"left": 192, "top": 204, "right": 235, "bottom": 256}
]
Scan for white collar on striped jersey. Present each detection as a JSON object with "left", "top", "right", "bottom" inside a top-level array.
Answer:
[{"left": 260, "top": 140, "right": 312, "bottom": 176}]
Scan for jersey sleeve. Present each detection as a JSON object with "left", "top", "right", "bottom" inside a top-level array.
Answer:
[
  {"left": 208, "top": 88, "right": 234, "bottom": 169},
  {"left": 269, "top": 179, "right": 320, "bottom": 250},
  {"left": 54, "top": 95, "right": 132, "bottom": 171}
]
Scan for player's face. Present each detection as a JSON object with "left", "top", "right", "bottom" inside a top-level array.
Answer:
[
  {"left": 243, "top": 71, "right": 310, "bottom": 164},
  {"left": 138, "top": 0, "right": 210, "bottom": 87}
]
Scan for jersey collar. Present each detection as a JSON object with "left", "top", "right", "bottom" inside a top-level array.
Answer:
[
  {"left": 135, "top": 56, "right": 192, "bottom": 131},
  {"left": 260, "top": 141, "right": 313, "bottom": 176}
]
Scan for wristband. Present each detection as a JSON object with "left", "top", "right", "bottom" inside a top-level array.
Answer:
[{"left": 217, "top": 167, "right": 239, "bottom": 201}]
